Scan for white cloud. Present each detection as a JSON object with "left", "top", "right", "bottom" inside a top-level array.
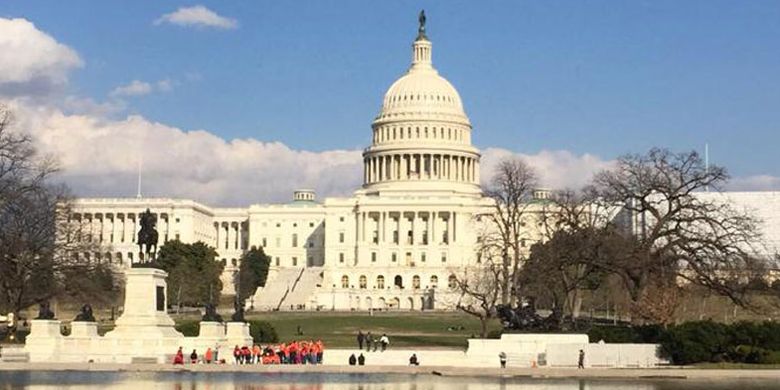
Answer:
[
  {"left": 480, "top": 147, "right": 614, "bottom": 191},
  {"left": 0, "top": 18, "right": 82, "bottom": 96},
  {"left": 110, "top": 79, "right": 175, "bottom": 97},
  {"left": 110, "top": 80, "right": 153, "bottom": 97},
  {"left": 154, "top": 5, "right": 238, "bottom": 30}
]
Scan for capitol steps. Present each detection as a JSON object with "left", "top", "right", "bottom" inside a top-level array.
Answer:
[
  {"left": 248, "top": 268, "right": 304, "bottom": 311},
  {"left": 280, "top": 267, "right": 323, "bottom": 310}
]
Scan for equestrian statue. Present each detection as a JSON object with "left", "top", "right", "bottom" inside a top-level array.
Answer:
[{"left": 137, "top": 208, "right": 159, "bottom": 264}]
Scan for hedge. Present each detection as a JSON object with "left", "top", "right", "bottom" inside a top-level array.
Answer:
[{"left": 173, "top": 320, "right": 278, "bottom": 344}]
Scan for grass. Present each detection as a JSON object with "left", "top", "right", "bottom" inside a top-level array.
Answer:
[{"left": 173, "top": 311, "right": 502, "bottom": 349}]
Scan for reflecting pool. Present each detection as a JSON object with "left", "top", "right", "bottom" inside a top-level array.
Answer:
[{"left": 0, "top": 372, "right": 778, "bottom": 390}]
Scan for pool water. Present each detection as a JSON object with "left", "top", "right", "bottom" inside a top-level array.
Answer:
[{"left": 0, "top": 372, "right": 778, "bottom": 390}]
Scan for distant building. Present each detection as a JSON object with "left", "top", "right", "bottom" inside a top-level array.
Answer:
[{"left": 67, "top": 16, "right": 780, "bottom": 311}]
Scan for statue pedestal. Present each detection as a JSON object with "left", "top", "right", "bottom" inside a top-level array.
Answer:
[
  {"left": 25, "top": 320, "right": 63, "bottom": 362},
  {"left": 109, "top": 268, "right": 180, "bottom": 338},
  {"left": 70, "top": 321, "right": 99, "bottom": 338},
  {"left": 225, "top": 322, "right": 252, "bottom": 347},
  {"left": 103, "top": 268, "right": 183, "bottom": 362}
]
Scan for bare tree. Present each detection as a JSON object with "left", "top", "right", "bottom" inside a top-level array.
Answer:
[
  {"left": 453, "top": 263, "right": 502, "bottom": 338},
  {"left": 482, "top": 158, "right": 538, "bottom": 305},
  {"left": 0, "top": 104, "right": 117, "bottom": 317},
  {"left": 592, "top": 148, "right": 766, "bottom": 321}
]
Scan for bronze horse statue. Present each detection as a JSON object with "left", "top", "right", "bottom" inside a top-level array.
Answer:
[{"left": 137, "top": 208, "right": 159, "bottom": 263}]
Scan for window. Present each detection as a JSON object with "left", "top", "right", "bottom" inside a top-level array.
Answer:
[
  {"left": 292, "top": 257, "right": 298, "bottom": 266},
  {"left": 359, "top": 275, "right": 367, "bottom": 289},
  {"left": 276, "top": 223, "right": 281, "bottom": 228},
  {"left": 421, "top": 253, "right": 427, "bottom": 263},
  {"left": 292, "top": 233, "right": 298, "bottom": 247},
  {"left": 341, "top": 275, "right": 350, "bottom": 288},
  {"left": 377, "top": 275, "right": 385, "bottom": 289},
  {"left": 521, "top": 239, "right": 527, "bottom": 248},
  {"left": 394, "top": 275, "right": 403, "bottom": 288},
  {"left": 231, "top": 259, "right": 237, "bottom": 266},
  {"left": 448, "top": 275, "right": 457, "bottom": 289},
  {"left": 261, "top": 238, "right": 267, "bottom": 247},
  {"left": 391, "top": 253, "right": 397, "bottom": 262},
  {"left": 339, "top": 216, "right": 345, "bottom": 222},
  {"left": 430, "top": 275, "right": 438, "bottom": 288},
  {"left": 412, "top": 275, "right": 421, "bottom": 289},
  {"left": 293, "top": 223, "right": 297, "bottom": 227},
  {"left": 441, "top": 252, "right": 447, "bottom": 263},
  {"left": 275, "top": 257, "right": 280, "bottom": 266},
  {"left": 339, "top": 253, "right": 345, "bottom": 263},
  {"left": 309, "top": 222, "right": 315, "bottom": 227},
  {"left": 339, "top": 232, "right": 345, "bottom": 243},
  {"left": 372, "top": 231, "right": 378, "bottom": 244},
  {"left": 371, "top": 252, "right": 377, "bottom": 262},
  {"left": 392, "top": 230, "right": 399, "bottom": 244},
  {"left": 175, "top": 233, "right": 180, "bottom": 241}
]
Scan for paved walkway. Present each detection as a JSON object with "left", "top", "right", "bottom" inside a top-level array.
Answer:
[{"left": 0, "top": 363, "right": 779, "bottom": 380}]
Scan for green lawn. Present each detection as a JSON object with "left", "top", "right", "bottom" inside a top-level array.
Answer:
[{"left": 174, "top": 311, "right": 502, "bottom": 349}]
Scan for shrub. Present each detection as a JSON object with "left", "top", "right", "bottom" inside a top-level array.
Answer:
[
  {"left": 175, "top": 320, "right": 200, "bottom": 337},
  {"left": 249, "top": 320, "right": 278, "bottom": 343},
  {"left": 660, "top": 321, "right": 731, "bottom": 365}
]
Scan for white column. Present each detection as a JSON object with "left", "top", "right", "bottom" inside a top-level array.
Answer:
[
  {"left": 215, "top": 223, "right": 220, "bottom": 248},
  {"left": 431, "top": 211, "right": 437, "bottom": 245},
  {"left": 447, "top": 212, "right": 454, "bottom": 245}
]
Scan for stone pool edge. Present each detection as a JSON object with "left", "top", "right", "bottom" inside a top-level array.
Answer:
[{"left": 1, "top": 363, "right": 779, "bottom": 380}]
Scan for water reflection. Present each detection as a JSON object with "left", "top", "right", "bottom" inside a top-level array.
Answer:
[{"left": 0, "top": 372, "right": 778, "bottom": 390}]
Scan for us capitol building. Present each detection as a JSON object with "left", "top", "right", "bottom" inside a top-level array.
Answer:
[{"left": 67, "top": 15, "right": 780, "bottom": 311}]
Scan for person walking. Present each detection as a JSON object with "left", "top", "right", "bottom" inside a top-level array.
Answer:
[
  {"left": 499, "top": 351, "right": 507, "bottom": 368},
  {"left": 578, "top": 349, "right": 585, "bottom": 369},
  {"left": 365, "top": 332, "right": 373, "bottom": 352},
  {"left": 357, "top": 330, "right": 365, "bottom": 350},
  {"left": 379, "top": 334, "right": 390, "bottom": 352}
]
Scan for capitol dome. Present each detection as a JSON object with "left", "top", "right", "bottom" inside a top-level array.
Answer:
[{"left": 361, "top": 12, "right": 481, "bottom": 196}]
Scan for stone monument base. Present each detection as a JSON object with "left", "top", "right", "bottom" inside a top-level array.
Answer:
[{"left": 24, "top": 268, "right": 251, "bottom": 363}]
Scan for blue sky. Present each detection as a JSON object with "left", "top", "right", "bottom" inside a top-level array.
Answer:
[{"left": 1, "top": 1, "right": 779, "bottom": 204}]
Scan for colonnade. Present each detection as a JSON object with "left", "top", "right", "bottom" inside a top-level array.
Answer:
[
  {"left": 69, "top": 212, "right": 170, "bottom": 245},
  {"left": 363, "top": 153, "right": 479, "bottom": 185},
  {"left": 213, "top": 221, "right": 247, "bottom": 251},
  {"left": 355, "top": 210, "right": 456, "bottom": 247}
]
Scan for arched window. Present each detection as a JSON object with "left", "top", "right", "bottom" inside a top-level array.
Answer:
[
  {"left": 341, "top": 275, "right": 350, "bottom": 289},
  {"left": 394, "top": 275, "right": 403, "bottom": 288},
  {"left": 430, "top": 275, "right": 438, "bottom": 288},
  {"left": 412, "top": 275, "right": 421, "bottom": 289},
  {"left": 359, "top": 275, "right": 367, "bottom": 289},
  {"left": 448, "top": 275, "right": 457, "bottom": 289},
  {"left": 377, "top": 275, "right": 385, "bottom": 289}
]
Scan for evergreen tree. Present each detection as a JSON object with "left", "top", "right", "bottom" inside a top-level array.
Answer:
[{"left": 236, "top": 246, "right": 271, "bottom": 304}]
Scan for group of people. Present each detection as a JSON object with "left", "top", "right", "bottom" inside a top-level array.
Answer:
[
  {"left": 172, "top": 340, "right": 325, "bottom": 365},
  {"left": 356, "top": 330, "right": 390, "bottom": 352}
]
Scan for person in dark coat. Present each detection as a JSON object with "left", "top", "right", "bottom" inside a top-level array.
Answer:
[
  {"left": 578, "top": 350, "right": 585, "bottom": 369},
  {"left": 348, "top": 354, "right": 357, "bottom": 366},
  {"left": 409, "top": 353, "right": 419, "bottom": 366},
  {"left": 357, "top": 353, "right": 366, "bottom": 366},
  {"left": 365, "top": 332, "right": 373, "bottom": 351},
  {"left": 357, "top": 330, "right": 365, "bottom": 350}
]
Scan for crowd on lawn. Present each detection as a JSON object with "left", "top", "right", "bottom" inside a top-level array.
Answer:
[{"left": 172, "top": 340, "right": 325, "bottom": 365}]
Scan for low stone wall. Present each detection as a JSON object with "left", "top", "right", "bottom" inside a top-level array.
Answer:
[
  {"left": 322, "top": 349, "right": 466, "bottom": 367},
  {"left": 546, "top": 343, "right": 665, "bottom": 368},
  {"left": 24, "top": 320, "right": 252, "bottom": 364}
]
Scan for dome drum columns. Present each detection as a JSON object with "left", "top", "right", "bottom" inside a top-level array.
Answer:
[{"left": 363, "top": 153, "right": 479, "bottom": 185}]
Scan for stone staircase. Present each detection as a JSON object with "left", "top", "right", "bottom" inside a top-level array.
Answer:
[
  {"left": 248, "top": 268, "right": 304, "bottom": 311},
  {"left": 282, "top": 267, "right": 323, "bottom": 310}
]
